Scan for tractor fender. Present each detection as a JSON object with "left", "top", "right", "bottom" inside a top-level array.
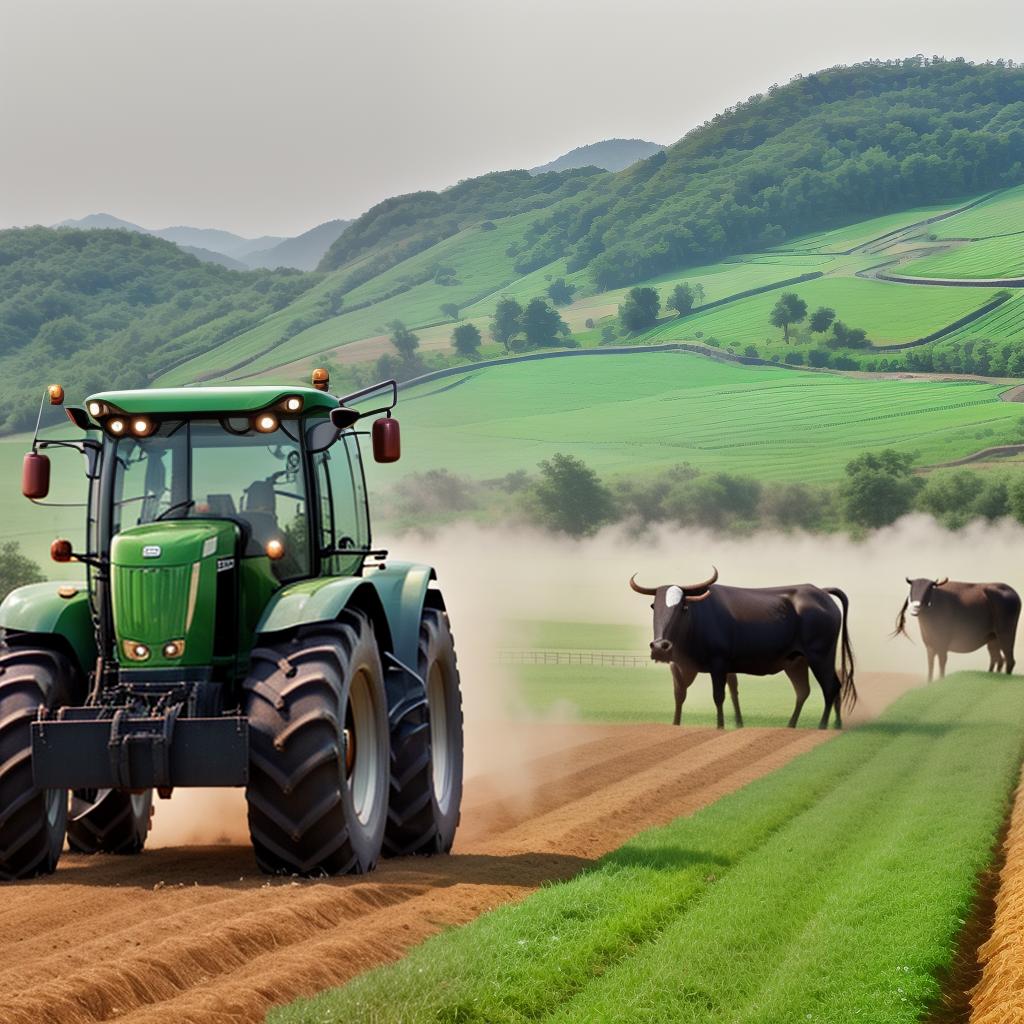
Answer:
[
  {"left": 0, "top": 582, "right": 97, "bottom": 677},
  {"left": 255, "top": 562, "right": 439, "bottom": 668}
]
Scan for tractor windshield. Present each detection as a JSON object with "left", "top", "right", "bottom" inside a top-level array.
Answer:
[{"left": 110, "top": 419, "right": 310, "bottom": 578}]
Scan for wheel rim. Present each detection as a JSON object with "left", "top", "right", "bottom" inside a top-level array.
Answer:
[
  {"left": 427, "top": 661, "right": 451, "bottom": 813},
  {"left": 130, "top": 792, "right": 149, "bottom": 819},
  {"left": 346, "top": 666, "right": 380, "bottom": 827}
]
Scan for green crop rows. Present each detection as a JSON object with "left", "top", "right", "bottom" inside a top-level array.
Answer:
[
  {"left": 945, "top": 292, "right": 1024, "bottom": 340},
  {"left": 903, "top": 236, "right": 1024, "bottom": 279},
  {"left": 383, "top": 352, "right": 1022, "bottom": 484},
  {"left": 271, "top": 674, "right": 1024, "bottom": 1024},
  {"left": 932, "top": 184, "right": 1024, "bottom": 239}
]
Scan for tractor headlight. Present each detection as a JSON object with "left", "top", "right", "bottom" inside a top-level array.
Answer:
[
  {"left": 282, "top": 395, "right": 303, "bottom": 413},
  {"left": 108, "top": 418, "right": 126, "bottom": 436},
  {"left": 123, "top": 641, "right": 151, "bottom": 662},
  {"left": 87, "top": 401, "right": 106, "bottom": 418},
  {"left": 162, "top": 639, "right": 185, "bottom": 659},
  {"left": 254, "top": 412, "right": 279, "bottom": 433},
  {"left": 130, "top": 416, "right": 154, "bottom": 437}
]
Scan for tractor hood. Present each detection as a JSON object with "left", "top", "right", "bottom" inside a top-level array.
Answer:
[{"left": 110, "top": 520, "right": 238, "bottom": 668}]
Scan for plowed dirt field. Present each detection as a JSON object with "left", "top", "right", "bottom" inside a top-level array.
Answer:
[{"left": 0, "top": 675, "right": 912, "bottom": 1024}]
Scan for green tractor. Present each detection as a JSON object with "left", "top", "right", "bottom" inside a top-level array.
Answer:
[{"left": 0, "top": 375, "right": 463, "bottom": 880}]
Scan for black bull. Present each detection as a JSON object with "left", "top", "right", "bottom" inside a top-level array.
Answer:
[
  {"left": 630, "top": 570, "right": 857, "bottom": 729},
  {"left": 895, "top": 577, "right": 1021, "bottom": 682}
]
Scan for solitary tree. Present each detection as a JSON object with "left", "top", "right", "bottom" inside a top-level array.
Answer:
[
  {"left": 440, "top": 302, "right": 460, "bottom": 321},
  {"left": 533, "top": 453, "right": 616, "bottom": 536},
  {"left": 692, "top": 282, "right": 705, "bottom": 306},
  {"left": 387, "top": 320, "right": 420, "bottom": 359},
  {"left": 521, "top": 298, "right": 569, "bottom": 348},
  {"left": 810, "top": 306, "right": 836, "bottom": 333},
  {"left": 547, "top": 278, "right": 577, "bottom": 305},
  {"left": 770, "top": 292, "right": 808, "bottom": 342},
  {"left": 452, "top": 322, "right": 482, "bottom": 357},
  {"left": 668, "top": 282, "right": 695, "bottom": 316},
  {"left": 619, "top": 287, "right": 661, "bottom": 332},
  {"left": 491, "top": 297, "right": 523, "bottom": 352}
]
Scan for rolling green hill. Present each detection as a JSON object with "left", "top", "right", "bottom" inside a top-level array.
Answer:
[{"left": 375, "top": 353, "right": 1022, "bottom": 484}]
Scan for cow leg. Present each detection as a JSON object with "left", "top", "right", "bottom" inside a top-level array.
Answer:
[
  {"left": 710, "top": 668, "right": 728, "bottom": 730},
  {"left": 937, "top": 650, "right": 948, "bottom": 679},
  {"left": 670, "top": 663, "right": 697, "bottom": 726},
  {"left": 987, "top": 638, "right": 1003, "bottom": 673},
  {"left": 727, "top": 673, "right": 743, "bottom": 728},
  {"left": 808, "top": 658, "right": 841, "bottom": 730},
  {"left": 1003, "top": 633, "right": 1016, "bottom": 675},
  {"left": 926, "top": 648, "right": 936, "bottom": 684},
  {"left": 783, "top": 661, "right": 811, "bottom": 729}
]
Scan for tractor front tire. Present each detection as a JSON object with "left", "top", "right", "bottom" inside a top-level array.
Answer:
[
  {"left": 244, "top": 613, "right": 390, "bottom": 876},
  {"left": 383, "top": 608, "right": 464, "bottom": 858},
  {"left": 67, "top": 789, "right": 152, "bottom": 855},
  {"left": 0, "top": 645, "right": 73, "bottom": 880}
]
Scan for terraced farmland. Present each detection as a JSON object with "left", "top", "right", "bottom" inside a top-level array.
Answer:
[
  {"left": 903, "top": 236, "right": 1024, "bottom": 279},
  {"left": 944, "top": 292, "right": 1024, "bottom": 340},
  {"left": 769, "top": 200, "right": 965, "bottom": 253},
  {"left": 641, "top": 275, "right": 997, "bottom": 347},
  {"left": 387, "top": 352, "right": 1022, "bottom": 483},
  {"left": 932, "top": 184, "right": 1024, "bottom": 239}
]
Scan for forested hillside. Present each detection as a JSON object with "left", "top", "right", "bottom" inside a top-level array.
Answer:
[
  {"left": 0, "top": 228, "right": 319, "bottom": 431},
  {"left": 320, "top": 59, "right": 1024, "bottom": 290}
]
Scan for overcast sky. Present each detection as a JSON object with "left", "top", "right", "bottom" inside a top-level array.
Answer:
[{"left": 1, "top": 0, "right": 1020, "bottom": 239}]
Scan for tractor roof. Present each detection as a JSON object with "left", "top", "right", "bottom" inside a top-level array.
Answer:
[{"left": 84, "top": 385, "right": 337, "bottom": 416}]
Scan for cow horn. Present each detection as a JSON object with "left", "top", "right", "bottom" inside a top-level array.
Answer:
[
  {"left": 629, "top": 574, "right": 658, "bottom": 596},
  {"left": 935, "top": 576, "right": 949, "bottom": 586},
  {"left": 683, "top": 566, "right": 719, "bottom": 593},
  {"left": 905, "top": 577, "right": 913, "bottom": 584},
  {"left": 686, "top": 588, "right": 714, "bottom": 603}
]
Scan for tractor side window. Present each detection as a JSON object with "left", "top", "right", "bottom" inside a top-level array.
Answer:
[
  {"left": 111, "top": 431, "right": 187, "bottom": 531},
  {"left": 316, "top": 436, "right": 368, "bottom": 576}
]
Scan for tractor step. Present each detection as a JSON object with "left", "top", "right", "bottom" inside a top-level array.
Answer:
[{"left": 31, "top": 708, "right": 249, "bottom": 789}]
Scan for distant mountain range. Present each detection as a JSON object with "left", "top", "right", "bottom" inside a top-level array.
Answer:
[
  {"left": 529, "top": 138, "right": 665, "bottom": 175},
  {"left": 54, "top": 213, "right": 350, "bottom": 271}
]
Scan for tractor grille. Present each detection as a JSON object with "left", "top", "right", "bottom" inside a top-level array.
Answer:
[{"left": 112, "top": 563, "right": 197, "bottom": 641}]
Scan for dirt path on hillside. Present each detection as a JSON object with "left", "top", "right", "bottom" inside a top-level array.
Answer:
[{"left": 0, "top": 673, "right": 917, "bottom": 1024}]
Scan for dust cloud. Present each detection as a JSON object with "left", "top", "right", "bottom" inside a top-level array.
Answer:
[{"left": 150, "top": 514, "right": 1023, "bottom": 847}]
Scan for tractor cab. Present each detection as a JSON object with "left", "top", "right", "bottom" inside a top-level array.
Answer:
[{"left": 0, "top": 374, "right": 463, "bottom": 882}]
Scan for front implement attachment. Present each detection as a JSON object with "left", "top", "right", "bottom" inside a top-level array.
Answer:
[{"left": 31, "top": 708, "right": 249, "bottom": 790}]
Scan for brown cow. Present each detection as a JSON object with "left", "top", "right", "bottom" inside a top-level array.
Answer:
[{"left": 895, "top": 578, "right": 1021, "bottom": 681}]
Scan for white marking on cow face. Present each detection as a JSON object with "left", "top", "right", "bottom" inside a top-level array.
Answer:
[
  {"left": 665, "top": 586, "right": 684, "bottom": 608},
  {"left": 909, "top": 600, "right": 921, "bottom": 617}
]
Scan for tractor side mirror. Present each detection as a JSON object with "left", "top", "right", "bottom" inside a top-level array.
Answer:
[
  {"left": 372, "top": 417, "right": 401, "bottom": 463},
  {"left": 22, "top": 452, "right": 51, "bottom": 499}
]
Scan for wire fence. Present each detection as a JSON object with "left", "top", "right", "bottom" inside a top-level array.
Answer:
[{"left": 497, "top": 649, "right": 655, "bottom": 668}]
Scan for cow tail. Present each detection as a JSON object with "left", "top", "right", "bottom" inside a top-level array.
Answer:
[
  {"left": 826, "top": 587, "right": 857, "bottom": 712},
  {"left": 892, "top": 598, "right": 911, "bottom": 641}
]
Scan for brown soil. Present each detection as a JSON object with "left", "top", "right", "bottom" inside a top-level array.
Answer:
[{"left": 0, "top": 671, "right": 916, "bottom": 1024}]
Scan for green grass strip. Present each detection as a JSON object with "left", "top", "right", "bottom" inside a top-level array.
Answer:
[{"left": 269, "top": 674, "right": 1024, "bottom": 1024}]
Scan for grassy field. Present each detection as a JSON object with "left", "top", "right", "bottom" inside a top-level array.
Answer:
[
  {"left": 769, "top": 200, "right": 966, "bottom": 253},
  {"left": 641, "top": 275, "right": 998, "bottom": 347},
  {"left": 271, "top": 673, "right": 1024, "bottom": 1024},
  {"left": 903, "top": 236, "right": 1024, "bottom": 279},
  {"left": 944, "top": 291, "right": 1024, "bottom": 341},
  {"left": 383, "top": 352, "right": 1023, "bottom": 484},
  {"left": 932, "top": 184, "right": 1024, "bottom": 239}
]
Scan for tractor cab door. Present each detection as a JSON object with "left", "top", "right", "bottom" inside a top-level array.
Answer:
[{"left": 313, "top": 434, "right": 369, "bottom": 577}]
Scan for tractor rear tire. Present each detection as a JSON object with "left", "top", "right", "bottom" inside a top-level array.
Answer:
[
  {"left": 383, "top": 608, "right": 464, "bottom": 857},
  {"left": 243, "top": 613, "right": 390, "bottom": 876},
  {"left": 0, "top": 645, "right": 74, "bottom": 880},
  {"left": 67, "top": 789, "right": 153, "bottom": 854}
]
